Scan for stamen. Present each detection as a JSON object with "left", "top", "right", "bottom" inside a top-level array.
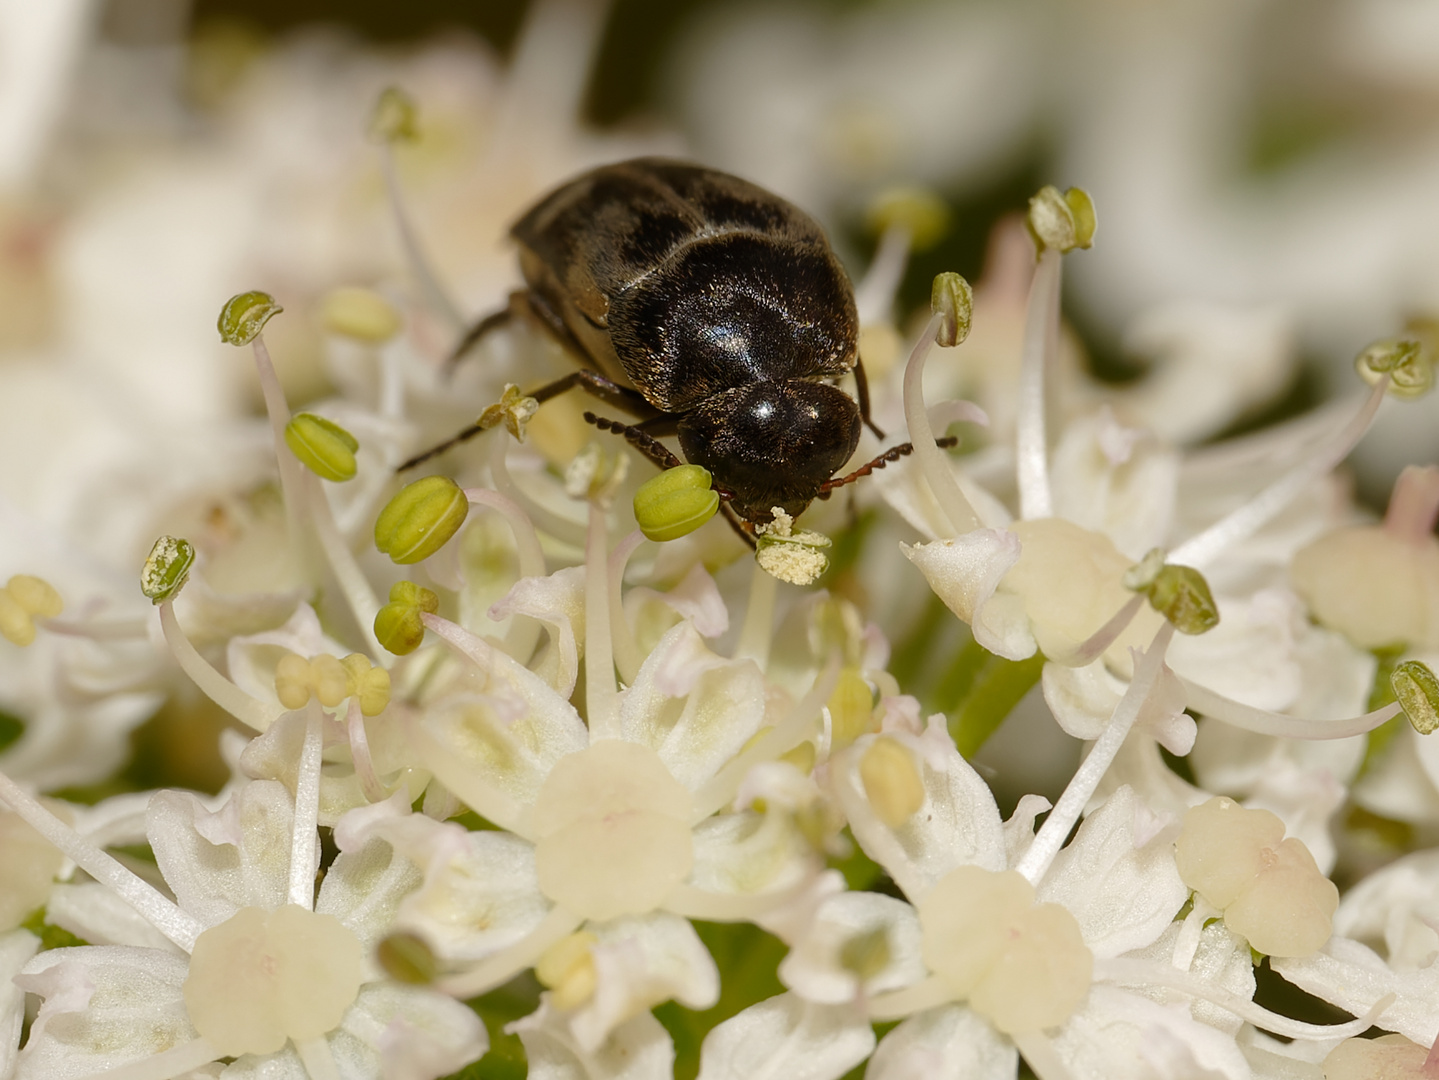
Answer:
[
  {"left": 488, "top": 433, "right": 587, "bottom": 547},
  {"left": 0, "top": 767, "right": 203, "bottom": 952},
  {"left": 1095, "top": 957, "right": 1395, "bottom": 1041},
  {"left": 663, "top": 878, "right": 814, "bottom": 921},
  {"left": 345, "top": 697, "right": 387, "bottom": 804},
  {"left": 370, "top": 87, "right": 464, "bottom": 335},
  {"left": 1178, "top": 676, "right": 1401, "bottom": 739},
  {"left": 1016, "top": 248, "right": 1061, "bottom": 520},
  {"left": 1169, "top": 378, "right": 1388, "bottom": 569},
  {"left": 902, "top": 311, "right": 982, "bottom": 535},
  {"left": 608, "top": 528, "right": 647, "bottom": 686},
  {"left": 1015, "top": 621, "right": 1176, "bottom": 884},
  {"left": 584, "top": 499, "right": 619, "bottom": 739},
  {"left": 250, "top": 333, "right": 311, "bottom": 550},
  {"left": 1046, "top": 594, "right": 1144, "bottom": 667},
  {"left": 463, "top": 488, "right": 546, "bottom": 578},
  {"left": 866, "top": 974, "right": 954, "bottom": 1021},
  {"left": 305, "top": 473, "right": 383, "bottom": 660},
  {"left": 854, "top": 222, "right": 911, "bottom": 326},
  {"left": 437, "top": 905, "right": 582, "bottom": 999},
  {"left": 289, "top": 706, "right": 324, "bottom": 909},
  {"left": 158, "top": 602, "right": 280, "bottom": 733},
  {"left": 733, "top": 560, "right": 778, "bottom": 669}
]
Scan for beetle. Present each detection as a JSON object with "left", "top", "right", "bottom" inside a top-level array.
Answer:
[{"left": 402, "top": 157, "right": 942, "bottom": 540}]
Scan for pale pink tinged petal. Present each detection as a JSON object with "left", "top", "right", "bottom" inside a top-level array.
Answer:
[
  {"left": 343, "top": 983, "right": 488, "bottom": 1080},
  {"left": 489, "top": 566, "right": 585, "bottom": 698},
  {"left": 866, "top": 1005, "right": 1016, "bottom": 1080},
  {"left": 695, "top": 993, "right": 874, "bottom": 1080},
  {"left": 315, "top": 837, "right": 423, "bottom": 962},
  {"left": 1003, "top": 794, "right": 1052, "bottom": 869},
  {"left": 1333, "top": 848, "right": 1439, "bottom": 971},
  {"left": 1042, "top": 660, "right": 1123, "bottom": 741},
  {"left": 514, "top": 1008, "right": 675, "bottom": 1080},
  {"left": 1271, "top": 936, "right": 1439, "bottom": 1047},
  {"left": 902, "top": 529, "right": 1030, "bottom": 660},
  {"left": 624, "top": 562, "right": 730, "bottom": 640}
]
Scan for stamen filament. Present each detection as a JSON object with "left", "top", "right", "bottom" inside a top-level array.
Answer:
[
  {"left": 734, "top": 560, "right": 778, "bottom": 669},
  {"left": 1048, "top": 595, "right": 1145, "bottom": 667},
  {"left": 854, "top": 223, "right": 911, "bottom": 325},
  {"left": 251, "top": 334, "right": 311, "bottom": 549},
  {"left": 584, "top": 500, "right": 619, "bottom": 739},
  {"left": 71, "top": 1037, "right": 222, "bottom": 1080},
  {"left": 902, "top": 312, "right": 981, "bottom": 535},
  {"left": 158, "top": 602, "right": 280, "bottom": 732},
  {"left": 663, "top": 878, "right": 815, "bottom": 921},
  {"left": 1179, "top": 677, "right": 1400, "bottom": 739},
  {"left": 295, "top": 1035, "right": 343, "bottom": 1080},
  {"left": 866, "top": 974, "right": 954, "bottom": 1021},
  {"left": 1016, "top": 248, "right": 1061, "bottom": 520},
  {"left": 437, "top": 905, "right": 582, "bottom": 998},
  {"left": 346, "top": 698, "right": 387, "bottom": 804},
  {"left": 377, "top": 145, "right": 464, "bottom": 334},
  {"left": 608, "top": 528, "right": 646, "bottom": 686},
  {"left": 1170, "top": 379, "right": 1389, "bottom": 569},
  {"left": 289, "top": 705, "right": 324, "bottom": 909},
  {"left": 42, "top": 616, "right": 148, "bottom": 640},
  {"left": 305, "top": 473, "right": 383, "bottom": 661},
  {"left": 1016, "top": 621, "right": 1176, "bottom": 884},
  {"left": 463, "top": 487, "right": 547, "bottom": 579},
  {"left": 488, "top": 434, "right": 587, "bottom": 548},
  {"left": 1095, "top": 958, "right": 1395, "bottom": 1040},
  {"left": 0, "top": 768, "right": 203, "bottom": 952}
]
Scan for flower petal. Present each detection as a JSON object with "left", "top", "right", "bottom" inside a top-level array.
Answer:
[
  {"left": 694, "top": 993, "right": 874, "bottom": 1080},
  {"left": 866, "top": 1004, "right": 1016, "bottom": 1080}
]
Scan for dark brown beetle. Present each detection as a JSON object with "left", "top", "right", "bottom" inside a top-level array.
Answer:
[{"left": 403, "top": 158, "right": 939, "bottom": 539}]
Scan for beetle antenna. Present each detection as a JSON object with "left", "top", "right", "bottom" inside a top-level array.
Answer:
[
  {"left": 817, "top": 436, "right": 960, "bottom": 497},
  {"left": 584, "top": 412, "right": 683, "bottom": 471}
]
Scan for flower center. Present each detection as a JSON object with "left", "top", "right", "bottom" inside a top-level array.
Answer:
[
  {"left": 917, "top": 865, "right": 1092, "bottom": 1034},
  {"left": 530, "top": 740, "right": 694, "bottom": 922},
  {"left": 182, "top": 904, "right": 363, "bottom": 1056}
]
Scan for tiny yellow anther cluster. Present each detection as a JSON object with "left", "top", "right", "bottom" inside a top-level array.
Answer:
[
  {"left": 535, "top": 931, "right": 600, "bottom": 1010},
  {"left": 0, "top": 575, "right": 61, "bottom": 647},
  {"left": 273, "top": 651, "right": 390, "bottom": 716}
]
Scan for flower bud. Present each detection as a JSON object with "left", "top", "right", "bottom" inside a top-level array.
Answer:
[
  {"left": 1392, "top": 660, "right": 1439, "bottom": 735},
  {"left": 217, "top": 291, "right": 282, "bottom": 346},
  {"left": 369, "top": 86, "right": 418, "bottom": 143},
  {"left": 633, "top": 465, "right": 719, "bottom": 542},
  {"left": 284, "top": 413, "right": 358, "bottom": 482},
  {"left": 320, "top": 286, "right": 401, "bottom": 343},
  {"left": 373, "top": 581, "right": 439, "bottom": 656},
  {"left": 375, "top": 477, "right": 468, "bottom": 564},
  {"left": 1027, "top": 186, "right": 1097, "bottom": 254},
  {"left": 866, "top": 186, "right": 950, "bottom": 251},
  {"left": 141, "top": 536, "right": 195, "bottom": 603},
  {"left": 931, "top": 271, "right": 974, "bottom": 348}
]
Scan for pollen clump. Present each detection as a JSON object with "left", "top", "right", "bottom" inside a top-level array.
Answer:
[
  {"left": 1175, "top": 797, "right": 1338, "bottom": 958},
  {"left": 918, "top": 865, "right": 1092, "bottom": 1034},
  {"left": 183, "top": 904, "right": 363, "bottom": 1056},
  {"left": 530, "top": 740, "right": 694, "bottom": 922}
]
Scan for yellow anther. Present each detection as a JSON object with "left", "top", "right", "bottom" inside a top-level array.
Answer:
[
  {"left": 828, "top": 668, "right": 877, "bottom": 751},
  {"left": 0, "top": 591, "right": 32, "bottom": 647},
  {"left": 342, "top": 654, "right": 391, "bottom": 717},
  {"left": 6, "top": 576, "right": 61, "bottom": 617},
  {"left": 274, "top": 653, "right": 314, "bottom": 711},
  {"left": 320, "top": 287, "right": 401, "bottom": 343},
  {"left": 310, "top": 654, "right": 349, "bottom": 709},
  {"left": 778, "top": 740, "right": 816, "bottom": 775},
  {"left": 859, "top": 736, "right": 926, "bottom": 828},
  {"left": 535, "top": 931, "right": 599, "bottom": 1011}
]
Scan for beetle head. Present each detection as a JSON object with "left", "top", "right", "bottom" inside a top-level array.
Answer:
[{"left": 676, "top": 380, "right": 862, "bottom": 524}]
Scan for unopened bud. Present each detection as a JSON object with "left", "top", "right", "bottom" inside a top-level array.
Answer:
[
  {"left": 1027, "top": 186, "right": 1096, "bottom": 255},
  {"left": 141, "top": 536, "right": 195, "bottom": 603},
  {"left": 1355, "top": 337, "right": 1433, "bottom": 400},
  {"left": 285, "top": 413, "right": 358, "bottom": 482},
  {"left": 369, "top": 86, "right": 418, "bottom": 144},
  {"left": 217, "top": 291, "right": 282, "bottom": 347},
  {"left": 1392, "top": 660, "right": 1439, "bottom": 735},
  {"left": 931, "top": 272, "right": 974, "bottom": 348},
  {"left": 375, "top": 477, "right": 468, "bottom": 565},
  {"left": 633, "top": 465, "right": 719, "bottom": 542}
]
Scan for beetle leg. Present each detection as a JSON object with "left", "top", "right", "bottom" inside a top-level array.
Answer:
[
  {"left": 817, "top": 435, "right": 959, "bottom": 495},
  {"left": 717, "top": 500, "right": 758, "bottom": 549},
  {"left": 854, "top": 357, "right": 886, "bottom": 440},
  {"left": 445, "top": 294, "right": 521, "bottom": 366}
]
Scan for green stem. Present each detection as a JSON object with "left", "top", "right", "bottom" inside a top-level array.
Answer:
[{"left": 932, "top": 637, "right": 1045, "bottom": 758}]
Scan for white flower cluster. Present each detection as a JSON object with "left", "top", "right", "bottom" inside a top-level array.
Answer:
[{"left": 2, "top": 6, "right": 1439, "bottom": 1080}]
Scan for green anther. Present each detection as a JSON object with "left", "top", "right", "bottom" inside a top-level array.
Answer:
[
  {"left": 1026, "top": 185, "right": 1097, "bottom": 255},
  {"left": 1122, "top": 547, "right": 1167, "bottom": 592},
  {"left": 1143, "top": 563, "right": 1220, "bottom": 635},
  {"left": 838, "top": 926, "right": 892, "bottom": 980},
  {"left": 375, "top": 931, "right": 437, "bottom": 985},
  {"left": 866, "top": 186, "right": 951, "bottom": 252},
  {"left": 217, "top": 291, "right": 282, "bottom": 346},
  {"left": 370, "top": 86, "right": 418, "bottom": 143},
  {"left": 1354, "top": 337, "right": 1434, "bottom": 400},
  {"left": 389, "top": 580, "right": 440, "bottom": 613},
  {"left": 373, "top": 581, "right": 438, "bottom": 656},
  {"left": 930, "top": 272, "right": 974, "bottom": 348},
  {"left": 141, "top": 536, "right": 195, "bottom": 604},
  {"left": 285, "top": 413, "right": 359, "bottom": 482},
  {"left": 1392, "top": 660, "right": 1439, "bottom": 735},
  {"left": 633, "top": 465, "right": 719, "bottom": 542},
  {"left": 374, "top": 476, "right": 468, "bottom": 565}
]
